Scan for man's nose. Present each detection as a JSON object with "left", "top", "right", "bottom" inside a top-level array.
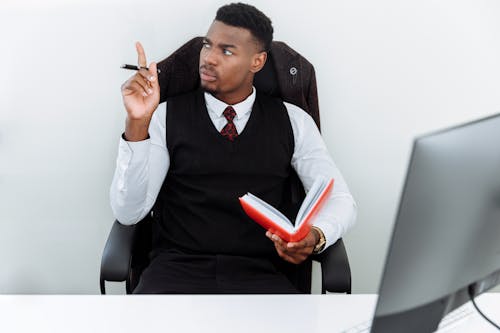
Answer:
[{"left": 203, "top": 47, "right": 218, "bottom": 66}]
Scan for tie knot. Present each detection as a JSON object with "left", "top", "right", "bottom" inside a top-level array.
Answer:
[{"left": 223, "top": 106, "right": 236, "bottom": 122}]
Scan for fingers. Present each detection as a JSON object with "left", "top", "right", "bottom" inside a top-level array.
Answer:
[
  {"left": 136, "top": 41, "right": 147, "bottom": 68},
  {"left": 277, "top": 249, "right": 303, "bottom": 264},
  {"left": 133, "top": 42, "right": 158, "bottom": 93},
  {"left": 265, "top": 231, "right": 312, "bottom": 264},
  {"left": 122, "top": 67, "right": 158, "bottom": 97},
  {"left": 287, "top": 238, "right": 314, "bottom": 250},
  {"left": 266, "top": 231, "right": 286, "bottom": 247},
  {"left": 136, "top": 70, "right": 152, "bottom": 93},
  {"left": 134, "top": 78, "right": 151, "bottom": 97},
  {"left": 288, "top": 230, "right": 317, "bottom": 250},
  {"left": 148, "top": 62, "right": 159, "bottom": 82},
  {"left": 265, "top": 231, "right": 288, "bottom": 255},
  {"left": 275, "top": 244, "right": 308, "bottom": 264},
  {"left": 134, "top": 42, "right": 158, "bottom": 82},
  {"left": 136, "top": 67, "right": 156, "bottom": 83},
  {"left": 136, "top": 68, "right": 155, "bottom": 92},
  {"left": 137, "top": 65, "right": 159, "bottom": 93},
  {"left": 122, "top": 75, "right": 149, "bottom": 97}
]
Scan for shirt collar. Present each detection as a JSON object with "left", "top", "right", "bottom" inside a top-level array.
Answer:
[{"left": 204, "top": 87, "right": 256, "bottom": 119}]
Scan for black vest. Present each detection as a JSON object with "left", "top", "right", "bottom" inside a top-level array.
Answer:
[{"left": 152, "top": 89, "right": 295, "bottom": 256}]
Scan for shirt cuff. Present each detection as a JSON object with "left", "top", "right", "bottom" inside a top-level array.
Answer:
[
  {"left": 119, "top": 133, "right": 151, "bottom": 161},
  {"left": 115, "top": 134, "right": 151, "bottom": 190},
  {"left": 121, "top": 133, "right": 150, "bottom": 141},
  {"left": 312, "top": 219, "right": 341, "bottom": 253}
]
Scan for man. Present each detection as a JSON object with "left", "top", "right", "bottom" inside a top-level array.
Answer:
[{"left": 111, "top": 3, "right": 357, "bottom": 294}]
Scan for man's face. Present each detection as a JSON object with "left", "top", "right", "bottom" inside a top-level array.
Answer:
[{"left": 199, "top": 20, "right": 266, "bottom": 104}]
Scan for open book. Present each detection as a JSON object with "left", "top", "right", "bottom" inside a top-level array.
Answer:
[{"left": 239, "top": 177, "right": 334, "bottom": 242}]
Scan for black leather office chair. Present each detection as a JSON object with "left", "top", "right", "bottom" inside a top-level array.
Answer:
[{"left": 100, "top": 38, "right": 351, "bottom": 294}]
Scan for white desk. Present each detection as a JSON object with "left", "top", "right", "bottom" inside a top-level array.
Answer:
[{"left": 0, "top": 293, "right": 498, "bottom": 333}]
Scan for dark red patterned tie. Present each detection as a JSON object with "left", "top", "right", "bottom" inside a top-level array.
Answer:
[{"left": 220, "top": 106, "right": 238, "bottom": 141}]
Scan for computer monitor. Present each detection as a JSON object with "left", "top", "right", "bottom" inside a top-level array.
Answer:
[{"left": 371, "top": 113, "right": 500, "bottom": 332}]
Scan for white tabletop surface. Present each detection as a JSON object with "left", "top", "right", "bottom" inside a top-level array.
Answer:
[{"left": 0, "top": 293, "right": 498, "bottom": 333}]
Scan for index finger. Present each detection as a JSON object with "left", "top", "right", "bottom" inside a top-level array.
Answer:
[
  {"left": 136, "top": 41, "right": 147, "bottom": 68},
  {"left": 268, "top": 232, "right": 288, "bottom": 247}
]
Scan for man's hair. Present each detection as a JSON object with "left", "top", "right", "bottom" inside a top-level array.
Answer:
[{"left": 215, "top": 3, "right": 273, "bottom": 52}]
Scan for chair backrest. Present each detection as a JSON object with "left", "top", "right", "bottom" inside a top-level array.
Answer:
[
  {"left": 136, "top": 37, "right": 324, "bottom": 293},
  {"left": 157, "top": 37, "right": 321, "bottom": 129}
]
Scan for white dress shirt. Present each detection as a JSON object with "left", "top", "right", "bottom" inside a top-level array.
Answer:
[{"left": 110, "top": 88, "right": 357, "bottom": 250}]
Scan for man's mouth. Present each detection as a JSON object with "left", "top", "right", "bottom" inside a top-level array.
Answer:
[{"left": 200, "top": 68, "right": 217, "bottom": 82}]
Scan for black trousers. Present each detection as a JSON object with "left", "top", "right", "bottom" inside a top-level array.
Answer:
[{"left": 133, "top": 249, "right": 300, "bottom": 294}]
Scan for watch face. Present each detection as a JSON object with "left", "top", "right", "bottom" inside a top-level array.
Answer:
[
  {"left": 312, "top": 227, "right": 326, "bottom": 253},
  {"left": 314, "top": 240, "right": 325, "bottom": 253}
]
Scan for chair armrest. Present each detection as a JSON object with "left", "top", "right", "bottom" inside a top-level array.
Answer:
[
  {"left": 99, "top": 220, "right": 138, "bottom": 294},
  {"left": 313, "top": 238, "right": 351, "bottom": 294}
]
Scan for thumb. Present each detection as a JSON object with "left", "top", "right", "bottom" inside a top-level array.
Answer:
[{"left": 149, "top": 62, "right": 159, "bottom": 83}]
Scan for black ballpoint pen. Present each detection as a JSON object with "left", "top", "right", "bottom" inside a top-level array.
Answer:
[{"left": 121, "top": 64, "right": 161, "bottom": 74}]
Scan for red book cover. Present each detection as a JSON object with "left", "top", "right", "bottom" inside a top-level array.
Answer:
[{"left": 239, "top": 178, "right": 334, "bottom": 242}]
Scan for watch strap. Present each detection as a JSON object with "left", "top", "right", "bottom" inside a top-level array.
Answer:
[{"left": 311, "top": 226, "right": 326, "bottom": 253}]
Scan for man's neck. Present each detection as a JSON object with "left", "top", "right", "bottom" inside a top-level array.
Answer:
[{"left": 212, "top": 86, "right": 254, "bottom": 105}]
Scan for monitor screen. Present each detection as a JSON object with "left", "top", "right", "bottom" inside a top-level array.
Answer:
[{"left": 371, "top": 113, "right": 500, "bottom": 332}]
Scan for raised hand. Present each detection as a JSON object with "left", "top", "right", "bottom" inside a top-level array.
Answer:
[{"left": 121, "top": 42, "right": 160, "bottom": 141}]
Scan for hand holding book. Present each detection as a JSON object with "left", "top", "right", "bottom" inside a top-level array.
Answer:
[
  {"left": 265, "top": 228, "right": 318, "bottom": 264},
  {"left": 239, "top": 177, "right": 334, "bottom": 242}
]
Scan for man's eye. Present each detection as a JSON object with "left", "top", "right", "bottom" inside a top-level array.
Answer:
[{"left": 223, "top": 49, "right": 233, "bottom": 56}]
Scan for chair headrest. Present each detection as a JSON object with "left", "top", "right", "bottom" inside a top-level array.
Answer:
[{"left": 157, "top": 37, "right": 320, "bottom": 130}]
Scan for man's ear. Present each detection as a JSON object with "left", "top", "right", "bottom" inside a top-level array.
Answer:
[{"left": 250, "top": 51, "right": 267, "bottom": 73}]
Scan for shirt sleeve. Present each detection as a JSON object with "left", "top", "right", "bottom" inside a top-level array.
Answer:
[
  {"left": 285, "top": 102, "right": 358, "bottom": 250},
  {"left": 109, "top": 102, "right": 169, "bottom": 225}
]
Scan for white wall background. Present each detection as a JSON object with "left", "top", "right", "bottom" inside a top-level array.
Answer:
[{"left": 1, "top": 0, "right": 499, "bottom": 294}]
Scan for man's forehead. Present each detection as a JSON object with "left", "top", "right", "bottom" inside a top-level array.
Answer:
[{"left": 205, "top": 20, "right": 254, "bottom": 47}]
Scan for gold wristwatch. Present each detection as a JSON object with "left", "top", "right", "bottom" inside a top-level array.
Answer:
[{"left": 311, "top": 226, "right": 326, "bottom": 254}]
